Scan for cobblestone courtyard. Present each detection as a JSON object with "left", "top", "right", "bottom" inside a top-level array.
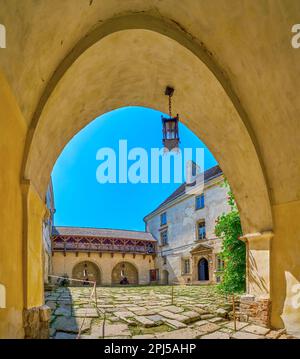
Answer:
[{"left": 46, "top": 285, "right": 291, "bottom": 339}]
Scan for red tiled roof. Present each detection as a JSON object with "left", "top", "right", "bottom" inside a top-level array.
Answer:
[{"left": 52, "top": 226, "right": 156, "bottom": 242}]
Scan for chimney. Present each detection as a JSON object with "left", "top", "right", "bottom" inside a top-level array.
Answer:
[{"left": 186, "top": 160, "right": 197, "bottom": 186}]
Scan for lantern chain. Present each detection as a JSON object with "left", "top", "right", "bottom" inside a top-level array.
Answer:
[{"left": 169, "top": 94, "right": 172, "bottom": 118}]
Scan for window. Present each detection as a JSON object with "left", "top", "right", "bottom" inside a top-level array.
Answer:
[
  {"left": 195, "top": 193, "right": 205, "bottom": 210},
  {"left": 197, "top": 221, "right": 206, "bottom": 240},
  {"left": 162, "top": 256, "right": 167, "bottom": 265},
  {"left": 160, "top": 212, "right": 167, "bottom": 226},
  {"left": 217, "top": 256, "right": 225, "bottom": 271},
  {"left": 161, "top": 230, "right": 168, "bottom": 246},
  {"left": 183, "top": 259, "right": 190, "bottom": 274}
]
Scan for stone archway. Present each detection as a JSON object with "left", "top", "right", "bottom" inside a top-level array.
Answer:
[
  {"left": 72, "top": 261, "right": 101, "bottom": 285},
  {"left": 112, "top": 262, "right": 138, "bottom": 285},
  {"left": 1, "top": 3, "right": 300, "bottom": 338}
]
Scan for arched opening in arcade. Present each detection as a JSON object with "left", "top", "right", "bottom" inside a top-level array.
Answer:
[
  {"left": 111, "top": 262, "right": 139, "bottom": 285},
  {"left": 72, "top": 261, "right": 101, "bottom": 285}
]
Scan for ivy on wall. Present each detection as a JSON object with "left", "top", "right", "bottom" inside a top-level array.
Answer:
[{"left": 215, "top": 179, "right": 246, "bottom": 294}]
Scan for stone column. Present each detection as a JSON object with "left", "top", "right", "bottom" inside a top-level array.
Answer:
[
  {"left": 23, "top": 305, "right": 51, "bottom": 339},
  {"left": 22, "top": 181, "right": 51, "bottom": 338},
  {"left": 239, "top": 231, "right": 273, "bottom": 326}
]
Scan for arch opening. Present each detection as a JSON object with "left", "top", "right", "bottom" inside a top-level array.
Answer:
[
  {"left": 111, "top": 262, "right": 139, "bottom": 285},
  {"left": 72, "top": 261, "right": 101, "bottom": 285}
]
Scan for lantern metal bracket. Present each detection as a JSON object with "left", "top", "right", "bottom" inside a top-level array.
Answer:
[{"left": 165, "top": 86, "right": 174, "bottom": 97}]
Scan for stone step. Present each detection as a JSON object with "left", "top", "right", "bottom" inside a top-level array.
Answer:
[
  {"left": 134, "top": 315, "right": 156, "bottom": 327},
  {"left": 164, "top": 319, "right": 187, "bottom": 329}
]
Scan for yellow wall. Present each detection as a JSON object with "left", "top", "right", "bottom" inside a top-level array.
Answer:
[
  {"left": 22, "top": 182, "right": 46, "bottom": 308},
  {"left": 271, "top": 200, "right": 300, "bottom": 337},
  {"left": 52, "top": 252, "right": 155, "bottom": 285},
  {"left": 0, "top": 71, "right": 26, "bottom": 338}
]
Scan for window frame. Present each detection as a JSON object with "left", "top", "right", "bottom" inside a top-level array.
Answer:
[
  {"left": 183, "top": 259, "right": 190, "bottom": 274},
  {"left": 216, "top": 255, "right": 225, "bottom": 272},
  {"left": 160, "top": 212, "right": 167, "bottom": 226},
  {"left": 160, "top": 229, "right": 168, "bottom": 246},
  {"left": 197, "top": 220, "right": 206, "bottom": 240},
  {"left": 195, "top": 193, "right": 205, "bottom": 210}
]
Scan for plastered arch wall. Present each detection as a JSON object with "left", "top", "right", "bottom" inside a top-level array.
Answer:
[{"left": 23, "top": 16, "right": 273, "bottom": 235}]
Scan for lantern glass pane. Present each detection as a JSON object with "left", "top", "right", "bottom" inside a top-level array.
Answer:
[{"left": 166, "top": 121, "right": 176, "bottom": 139}]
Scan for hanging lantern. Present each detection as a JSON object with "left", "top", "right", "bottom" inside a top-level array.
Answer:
[{"left": 162, "top": 86, "right": 180, "bottom": 151}]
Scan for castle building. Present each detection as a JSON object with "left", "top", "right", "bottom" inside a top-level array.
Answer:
[
  {"left": 144, "top": 165, "right": 230, "bottom": 285},
  {"left": 51, "top": 227, "right": 157, "bottom": 285}
]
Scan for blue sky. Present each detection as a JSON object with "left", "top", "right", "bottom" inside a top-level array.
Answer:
[{"left": 52, "top": 107, "right": 217, "bottom": 231}]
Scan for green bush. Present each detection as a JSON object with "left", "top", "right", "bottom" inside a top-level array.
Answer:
[{"left": 215, "top": 180, "right": 246, "bottom": 294}]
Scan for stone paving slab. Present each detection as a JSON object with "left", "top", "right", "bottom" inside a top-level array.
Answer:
[
  {"left": 265, "top": 329, "right": 286, "bottom": 339},
  {"left": 91, "top": 323, "right": 131, "bottom": 338},
  {"left": 134, "top": 315, "right": 156, "bottom": 327},
  {"left": 193, "top": 319, "right": 209, "bottom": 326},
  {"left": 72, "top": 308, "right": 99, "bottom": 318},
  {"left": 55, "top": 332, "right": 77, "bottom": 339},
  {"left": 146, "top": 315, "right": 164, "bottom": 325},
  {"left": 164, "top": 318, "right": 187, "bottom": 329},
  {"left": 54, "top": 306, "right": 72, "bottom": 317},
  {"left": 194, "top": 322, "right": 221, "bottom": 333},
  {"left": 242, "top": 324, "right": 270, "bottom": 336},
  {"left": 162, "top": 305, "right": 185, "bottom": 313},
  {"left": 156, "top": 328, "right": 199, "bottom": 339},
  {"left": 225, "top": 321, "right": 249, "bottom": 330},
  {"left": 200, "top": 331, "right": 230, "bottom": 339},
  {"left": 53, "top": 317, "right": 92, "bottom": 334},
  {"left": 103, "top": 324, "right": 131, "bottom": 337},
  {"left": 231, "top": 331, "right": 265, "bottom": 339},
  {"left": 181, "top": 311, "right": 201, "bottom": 323},
  {"left": 159, "top": 310, "right": 189, "bottom": 322},
  {"left": 114, "top": 311, "right": 134, "bottom": 318}
]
